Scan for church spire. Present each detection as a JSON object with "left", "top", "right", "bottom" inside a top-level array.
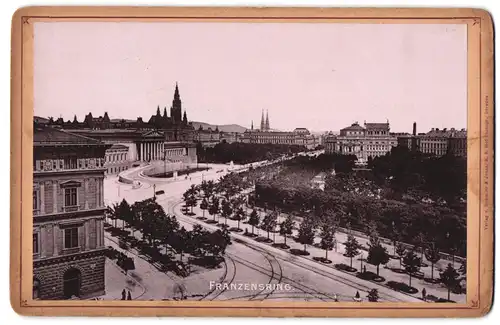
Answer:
[
  {"left": 251, "top": 120, "right": 253, "bottom": 130},
  {"left": 265, "top": 110, "right": 270, "bottom": 131},
  {"left": 260, "top": 109, "right": 265, "bottom": 130},
  {"left": 174, "top": 82, "right": 180, "bottom": 100},
  {"left": 171, "top": 82, "right": 182, "bottom": 124}
]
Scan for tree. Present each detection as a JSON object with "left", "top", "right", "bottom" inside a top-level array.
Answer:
[
  {"left": 190, "top": 224, "right": 211, "bottom": 256},
  {"left": 365, "top": 220, "right": 380, "bottom": 245},
  {"left": 297, "top": 219, "right": 315, "bottom": 253},
  {"left": 260, "top": 212, "right": 278, "bottom": 241},
  {"left": 115, "top": 199, "right": 133, "bottom": 230},
  {"left": 367, "top": 289, "right": 379, "bottom": 302},
  {"left": 207, "top": 229, "right": 230, "bottom": 257},
  {"left": 221, "top": 199, "right": 233, "bottom": 226},
  {"left": 279, "top": 215, "right": 294, "bottom": 246},
  {"left": 344, "top": 234, "right": 361, "bottom": 268},
  {"left": 403, "top": 250, "right": 421, "bottom": 287},
  {"left": 106, "top": 205, "right": 117, "bottom": 228},
  {"left": 319, "top": 223, "right": 335, "bottom": 261},
  {"left": 208, "top": 197, "right": 220, "bottom": 222},
  {"left": 233, "top": 206, "right": 246, "bottom": 230},
  {"left": 186, "top": 192, "right": 198, "bottom": 214},
  {"left": 200, "top": 198, "right": 209, "bottom": 218},
  {"left": 167, "top": 226, "right": 189, "bottom": 261},
  {"left": 367, "top": 239, "right": 390, "bottom": 276},
  {"left": 395, "top": 243, "right": 406, "bottom": 270},
  {"left": 439, "top": 263, "right": 460, "bottom": 301},
  {"left": 414, "top": 232, "right": 426, "bottom": 264},
  {"left": 134, "top": 199, "right": 170, "bottom": 247},
  {"left": 248, "top": 209, "right": 260, "bottom": 235},
  {"left": 424, "top": 244, "right": 441, "bottom": 280}
]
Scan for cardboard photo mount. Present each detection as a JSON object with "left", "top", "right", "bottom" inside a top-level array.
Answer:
[{"left": 10, "top": 6, "right": 494, "bottom": 317}]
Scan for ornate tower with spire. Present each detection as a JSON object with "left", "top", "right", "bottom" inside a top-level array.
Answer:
[
  {"left": 260, "top": 110, "right": 265, "bottom": 130},
  {"left": 251, "top": 120, "right": 254, "bottom": 130},
  {"left": 265, "top": 110, "right": 270, "bottom": 131},
  {"left": 170, "top": 83, "right": 182, "bottom": 124}
]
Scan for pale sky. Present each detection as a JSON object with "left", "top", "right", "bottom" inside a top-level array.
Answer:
[{"left": 34, "top": 22, "right": 467, "bottom": 133}]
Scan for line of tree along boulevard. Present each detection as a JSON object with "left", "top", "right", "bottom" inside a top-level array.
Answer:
[{"left": 196, "top": 141, "right": 309, "bottom": 164}]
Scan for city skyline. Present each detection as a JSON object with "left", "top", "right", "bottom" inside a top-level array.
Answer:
[{"left": 34, "top": 22, "right": 466, "bottom": 134}]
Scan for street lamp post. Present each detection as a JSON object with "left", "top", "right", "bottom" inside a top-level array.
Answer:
[
  {"left": 360, "top": 253, "right": 364, "bottom": 273},
  {"left": 153, "top": 184, "right": 156, "bottom": 199}
]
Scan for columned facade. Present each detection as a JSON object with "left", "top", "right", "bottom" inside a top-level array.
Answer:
[{"left": 138, "top": 140, "right": 168, "bottom": 162}]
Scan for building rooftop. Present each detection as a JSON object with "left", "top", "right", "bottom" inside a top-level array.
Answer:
[
  {"left": 34, "top": 126, "right": 105, "bottom": 146},
  {"left": 109, "top": 144, "right": 129, "bottom": 150},
  {"left": 341, "top": 122, "right": 365, "bottom": 131},
  {"left": 364, "top": 122, "right": 390, "bottom": 130}
]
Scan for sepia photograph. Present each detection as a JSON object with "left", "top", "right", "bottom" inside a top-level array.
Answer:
[{"left": 29, "top": 19, "right": 471, "bottom": 304}]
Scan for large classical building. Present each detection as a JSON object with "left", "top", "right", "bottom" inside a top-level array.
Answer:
[
  {"left": 324, "top": 121, "right": 398, "bottom": 163},
  {"left": 41, "top": 84, "right": 197, "bottom": 175},
  {"left": 397, "top": 123, "right": 467, "bottom": 157},
  {"left": 33, "top": 125, "right": 110, "bottom": 300},
  {"left": 240, "top": 110, "right": 318, "bottom": 149}
]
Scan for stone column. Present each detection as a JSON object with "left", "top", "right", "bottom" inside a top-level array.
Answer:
[
  {"left": 84, "top": 179, "right": 89, "bottom": 209},
  {"left": 96, "top": 219, "right": 101, "bottom": 248},
  {"left": 40, "top": 183, "right": 45, "bottom": 214},
  {"left": 53, "top": 224, "right": 59, "bottom": 256},
  {"left": 52, "top": 181, "right": 58, "bottom": 213},
  {"left": 84, "top": 222, "right": 90, "bottom": 250}
]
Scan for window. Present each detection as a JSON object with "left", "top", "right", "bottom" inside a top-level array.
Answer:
[
  {"left": 64, "top": 227, "right": 79, "bottom": 249},
  {"left": 64, "top": 188, "right": 77, "bottom": 207},
  {"left": 33, "top": 233, "right": 39, "bottom": 254}
]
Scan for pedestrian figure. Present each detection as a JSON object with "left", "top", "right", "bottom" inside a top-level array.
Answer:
[
  {"left": 363, "top": 265, "right": 367, "bottom": 273},
  {"left": 422, "top": 288, "right": 427, "bottom": 301},
  {"left": 127, "top": 291, "right": 132, "bottom": 300},
  {"left": 121, "top": 289, "right": 126, "bottom": 300}
]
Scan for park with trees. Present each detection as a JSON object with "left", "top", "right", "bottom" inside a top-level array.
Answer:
[
  {"left": 180, "top": 145, "right": 466, "bottom": 302},
  {"left": 104, "top": 197, "right": 231, "bottom": 277}
]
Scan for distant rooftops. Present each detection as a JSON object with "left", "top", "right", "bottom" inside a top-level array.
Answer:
[{"left": 422, "top": 127, "right": 467, "bottom": 138}]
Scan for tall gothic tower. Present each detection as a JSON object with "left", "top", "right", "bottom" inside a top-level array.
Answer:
[
  {"left": 170, "top": 83, "right": 182, "bottom": 124},
  {"left": 260, "top": 109, "right": 265, "bottom": 130},
  {"left": 265, "top": 110, "right": 270, "bottom": 131}
]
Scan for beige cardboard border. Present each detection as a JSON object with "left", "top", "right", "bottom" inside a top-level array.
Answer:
[{"left": 10, "top": 6, "right": 494, "bottom": 317}]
